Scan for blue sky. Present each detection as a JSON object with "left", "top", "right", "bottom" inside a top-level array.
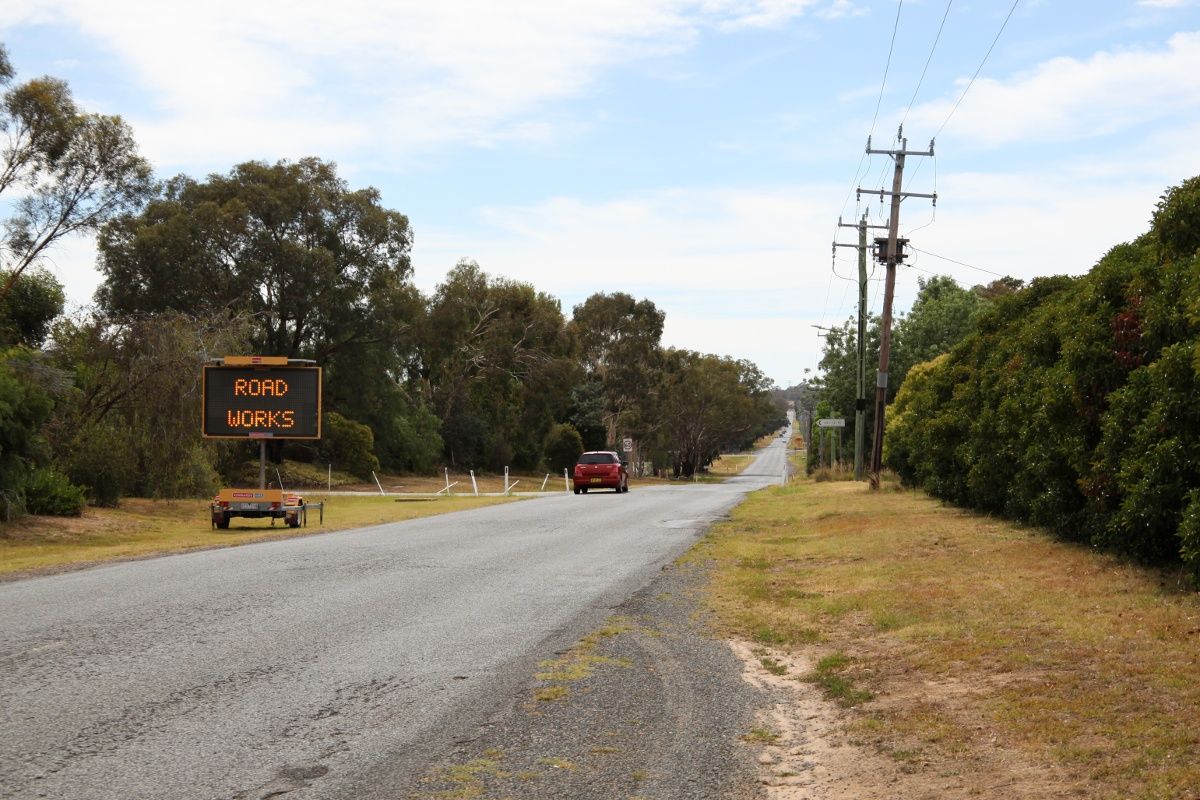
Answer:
[{"left": 3, "top": 0, "right": 1199, "bottom": 387}]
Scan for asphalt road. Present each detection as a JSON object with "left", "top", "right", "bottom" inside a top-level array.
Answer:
[{"left": 0, "top": 430, "right": 791, "bottom": 800}]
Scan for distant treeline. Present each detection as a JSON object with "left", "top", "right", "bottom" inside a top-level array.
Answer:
[
  {"left": 0, "top": 46, "right": 784, "bottom": 517},
  {"left": 886, "top": 176, "right": 1200, "bottom": 579}
]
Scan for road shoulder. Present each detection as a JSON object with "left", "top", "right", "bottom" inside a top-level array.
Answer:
[{"left": 401, "top": 558, "right": 765, "bottom": 800}]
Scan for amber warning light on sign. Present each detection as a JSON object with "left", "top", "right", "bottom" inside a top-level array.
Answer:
[{"left": 202, "top": 365, "right": 321, "bottom": 439}]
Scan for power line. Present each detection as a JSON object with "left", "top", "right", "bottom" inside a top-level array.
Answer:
[
  {"left": 907, "top": 244, "right": 1007, "bottom": 278},
  {"left": 904, "top": 153, "right": 938, "bottom": 235},
  {"left": 833, "top": 1, "right": 906, "bottom": 231},
  {"left": 869, "top": 0, "right": 905, "bottom": 139},
  {"left": 900, "top": 0, "right": 954, "bottom": 129},
  {"left": 934, "top": 0, "right": 1020, "bottom": 139}
]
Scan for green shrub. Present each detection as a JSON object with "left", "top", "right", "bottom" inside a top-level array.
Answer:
[
  {"left": 1177, "top": 490, "right": 1200, "bottom": 579},
  {"left": 64, "top": 422, "right": 136, "bottom": 506},
  {"left": 542, "top": 423, "right": 584, "bottom": 473},
  {"left": 320, "top": 411, "right": 381, "bottom": 480},
  {"left": 882, "top": 175, "right": 1200, "bottom": 579},
  {"left": 24, "top": 467, "right": 85, "bottom": 516}
]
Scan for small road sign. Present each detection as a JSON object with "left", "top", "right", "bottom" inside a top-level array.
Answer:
[
  {"left": 622, "top": 438, "right": 633, "bottom": 452},
  {"left": 817, "top": 418, "right": 846, "bottom": 428}
]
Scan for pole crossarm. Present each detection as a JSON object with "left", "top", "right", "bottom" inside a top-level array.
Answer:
[
  {"left": 865, "top": 133, "right": 934, "bottom": 158},
  {"left": 838, "top": 216, "right": 888, "bottom": 231},
  {"left": 857, "top": 188, "right": 938, "bottom": 201},
  {"left": 866, "top": 145, "right": 935, "bottom": 157}
]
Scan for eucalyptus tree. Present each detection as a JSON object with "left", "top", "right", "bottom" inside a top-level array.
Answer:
[
  {"left": 416, "top": 260, "right": 578, "bottom": 469},
  {"left": 95, "top": 157, "right": 429, "bottom": 468},
  {"left": 0, "top": 44, "right": 153, "bottom": 301},
  {"left": 568, "top": 292, "right": 665, "bottom": 446}
]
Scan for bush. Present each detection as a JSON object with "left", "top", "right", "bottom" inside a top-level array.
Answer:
[
  {"left": 320, "top": 411, "right": 381, "bottom": 480},
  {"left": 882, "top": 175, "right": 1200, "bottom": 581},
  {"left": 64, "top": 422, "right": 136, "bottom": 506},
  {"left": 542, "top": 423, "right": 584, "bottom": 473},
  {"left": 24, "top": 467, "right": 86, "bottom": 516}
]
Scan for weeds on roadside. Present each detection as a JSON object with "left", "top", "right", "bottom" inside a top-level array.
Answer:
[{"left": 806, "top": 652, "right": 873, "bottom": 707}]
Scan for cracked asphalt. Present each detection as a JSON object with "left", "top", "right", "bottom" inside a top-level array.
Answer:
[{"left": 0, "top": 430, "right": 790, "bottom": 799}]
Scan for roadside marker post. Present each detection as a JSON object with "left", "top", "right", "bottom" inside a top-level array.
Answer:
[
  {"left": 444, "top": 467, "right": 450, "bottom": 495},
  {"left": 372, "top": 471, "right": 385, "bottom": 495},
  {"left": 470, "top": 470, "right": 479, "bottom": 496},
  {"left": 504, "top": 466, "right": 509, "bottom": 493},
  {"left": 540, "top": 473, "right": 550, "bottom": 492},
  {"left": 564, "top": 469, "right": 569, "bottom": 493}
]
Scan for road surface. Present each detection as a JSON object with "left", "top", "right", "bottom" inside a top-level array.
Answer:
[{"left": 0, "top": 430, "right": 791, "bottom": 799}]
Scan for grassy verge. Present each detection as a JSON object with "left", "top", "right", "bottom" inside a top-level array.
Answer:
[
  {"left": 707, "top": 453, "right": 755, "bottom": 477},
  {"left": 0, "top": 494, "right": 520, "bottom": 577},
  {"left": 689, "top": 478, "right": 1200, "bottom": 798}
]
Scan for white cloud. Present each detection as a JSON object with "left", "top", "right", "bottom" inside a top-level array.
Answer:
[
  {"left": 816, "top": 0, "right": 867, "bottom": 20},
  {"left": 1137, "top": 0, "right": 1194, "bottom": 7},
  {"left": 415, "top": 186, "right": 837, "bottom": 304},
  {"left": 2, "top": 0, "right": 826, "bottom": 168},
  {"left": 904, "top": 31, "right": 1200, "bottom": 148}
]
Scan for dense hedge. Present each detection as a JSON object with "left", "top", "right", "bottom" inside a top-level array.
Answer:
[{"left": 886, "top": 176, "right": 1200, "bottom": 578}]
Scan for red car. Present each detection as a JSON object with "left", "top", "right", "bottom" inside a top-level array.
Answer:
[{"left": 573, "top": 451, "right": 629, "bottom": 494}]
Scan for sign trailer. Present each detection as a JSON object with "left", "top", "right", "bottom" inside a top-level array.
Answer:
[{"left": 203, "top": 356, "right": 324, "bottom": 530}]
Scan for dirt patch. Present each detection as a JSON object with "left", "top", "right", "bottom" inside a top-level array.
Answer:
[{"left": 729, "top": 638, "right": 1092, "bottom": 800}]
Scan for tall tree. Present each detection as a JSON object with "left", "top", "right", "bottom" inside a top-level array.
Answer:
[
  {"left": 95, "top": 157, "right": 430, "bottom": 465},
  {"left": 416, "top": 261, "right": 578, "bottom": 469},
  {"left": 97, "top": 157, "right": 415, "bottom": 361},
  {"left": 890, "top": 275, "right": 987, "bottom": 390},
  {"left": 569, "top": 292, "right": 664, "bottom": 446},
  {"left": 0, "top": 43, "right": 153, "bottom": 301},
  {"left": 653, "top": 350, "right": 780, "bottom": 477}
]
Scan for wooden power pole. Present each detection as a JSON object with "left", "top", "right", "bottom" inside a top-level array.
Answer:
[
  {"left": 857, "top": 126, "right": 936, "bottom": 489},
  {"left": 835, "top": 213, "right": 887, "bottom": 481}
]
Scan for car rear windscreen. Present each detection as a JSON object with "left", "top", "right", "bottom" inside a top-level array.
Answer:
[{"left": 578, "top": 453, "right": 616, "bottom": 464}]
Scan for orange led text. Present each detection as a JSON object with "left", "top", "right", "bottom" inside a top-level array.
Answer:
[
  {"left": 233, "top": 378, "right": 289, "bottom": 397},
  {"left": 226, "top": 410, "right": 296, "bottom": 429}
]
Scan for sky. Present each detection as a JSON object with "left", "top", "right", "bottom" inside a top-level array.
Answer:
[{"left": 3, "top": 0, "right": 1199, "bottom": 388}]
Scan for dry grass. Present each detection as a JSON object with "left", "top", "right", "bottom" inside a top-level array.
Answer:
[
  {"left": 531, "top": 616, "right": 632, "bottom": 703},
  {"left": 707, "top": 453, "right": 756, "bottom": 477},
  {"left": 0, "top": 494, "right": 520, "bottom": 577},
  {"left": 690, "top": 479, "right": 1200, "bottom": 799}
]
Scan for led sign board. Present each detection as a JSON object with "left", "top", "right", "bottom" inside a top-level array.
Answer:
[{"left": 202, "top": 365, "right": 322, "bottom": 439}]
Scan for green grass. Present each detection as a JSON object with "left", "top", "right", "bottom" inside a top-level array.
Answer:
[
  {"left": 742, "top": 727, "right": 781, "bottom": 745},
  {"left": 759, "top": 656, "right": 789, "bottom": 676},
  {"left": 806, "top": 652, "right": 873, "bottom": 707}
]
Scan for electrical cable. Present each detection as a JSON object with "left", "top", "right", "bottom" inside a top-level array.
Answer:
[
  {"left": 934, "top": 0, "right": 1020, "bottom": 139},
  {"left": 869, "top": 1, "right": 905, "bottom": 140},
  {"left": 900, "top": 0, "right": 954, "bottom": 129},
  {"left": 907, "top": 244, "right": 1007, "bottom": 278}
]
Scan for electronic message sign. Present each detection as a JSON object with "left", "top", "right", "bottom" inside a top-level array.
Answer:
[{"left": 202, "top": 364, "right": 322, "bottom": 439}]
